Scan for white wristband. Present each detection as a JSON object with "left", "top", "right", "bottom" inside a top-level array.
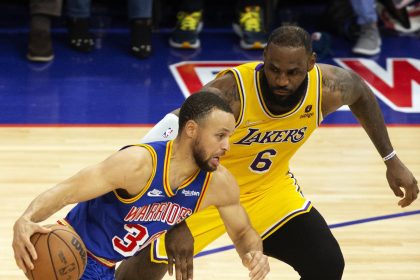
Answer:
[{"left": 382, "top": 150, "right": 396, "bottom": 162}]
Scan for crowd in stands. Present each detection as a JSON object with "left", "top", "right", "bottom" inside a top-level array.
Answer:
[{"left": 25, "top": 0, "right": 419, "bottom": 63}]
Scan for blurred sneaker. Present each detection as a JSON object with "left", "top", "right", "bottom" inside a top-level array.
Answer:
[
  {"left": 68, "top": 17, "right": 94, "bottom": 52},
  {"left": 352, "top": 23, "right": 381, "bottom": 55},
  {"left": 169, "top": 11, "right": 203, "bottom": 49},
  {"left": 27, "top": 29, "right": 54, "bottom": 62},
  {"left": 233, "top": 6, "right": 267, "bottom": 50},
  {"left": 131, "top": 19, "right": 152, "bottom": 59}
]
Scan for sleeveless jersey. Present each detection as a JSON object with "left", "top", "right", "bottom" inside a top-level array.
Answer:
[
  {"left": 218, "top": 62, "right": 323, "bottom": 194},
  {"left": 150, "top": 63, "right": 323, "bottom": 262},
  {"left": 63, "top": 141, "right": 212, "bottom": 265}
]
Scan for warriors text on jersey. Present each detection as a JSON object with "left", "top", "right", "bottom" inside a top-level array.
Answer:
[{"left": 61, "top": 141, "right": 212, "bottom": 267}]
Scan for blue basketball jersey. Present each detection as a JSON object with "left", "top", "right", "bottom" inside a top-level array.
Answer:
[{"left": 63, "top": 141, "right": 212, "bottom": 265}]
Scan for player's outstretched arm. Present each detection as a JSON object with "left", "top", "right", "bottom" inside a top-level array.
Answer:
[
  {"left": 320, "top": 64, "right": 419, "bottom": 207},
  {"left": 12, "top": 146, "right": 152, "bottom": 273},
  {"left": 205, "top": 167, "right": 270, "bottom": 280}
]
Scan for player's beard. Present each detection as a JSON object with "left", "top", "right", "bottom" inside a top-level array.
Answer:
[
  {"left": 193, "top": 139, "right": 216, "bottom": 172},
  {"left": 260, "top": 69, "right": 308, "bottom": 108}
]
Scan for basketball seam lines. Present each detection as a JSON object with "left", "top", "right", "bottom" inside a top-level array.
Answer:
[
  {"left": 53, "top": 229, "right": 82, "bottom": 278},
  {"left": 47, "top": 232, "right": 59, "bottom": 280}
]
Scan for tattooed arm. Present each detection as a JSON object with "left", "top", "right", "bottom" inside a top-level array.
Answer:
[
  {"left": 202, "top": 72, "right": 242, "bottom": 120},
  {"left": 320, "top": 63, "right": 418, "bottom": 207},
  {"left": 168, "top": 73, "right": 241, "bottom": 120}
]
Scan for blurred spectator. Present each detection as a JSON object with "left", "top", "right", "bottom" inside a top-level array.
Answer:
[
  {"left": 169, "top": 0, "right": 267, "bottom": 50},
  {"left": 350, "top": 0, "right": 381, "bottom": 55},
  {"left": 378, "top": 0, "right": 420, "bottom": 32},
  {"left": 392, "top": 0, "right": 416, "bottom": 8},
  {"left": 27, "top": 0, "right": 63, "bottom": 62},
  {"left": 66, "top": 0, "right": 153, "bottom": 58}
]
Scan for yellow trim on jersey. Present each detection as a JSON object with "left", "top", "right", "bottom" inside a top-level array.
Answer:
[
  {"left": 178, "top": 169, "right": 200, "bottom": 190},
  {"left": 315, "top": 65, "right": 323, "bottom": 125},
  {"left": 194, "top": 172, "right": 213, "bottom": 212},
  {"left": 163, "top": 141, "right": 201, "bottom": 196},
  {"left": 87, "top": 251, "right": 116, "bottom": 268},
  {"left": 58, "top": 219, "right": 117, "bottom": 267},
  {"left": 113, "top": 144, "right": 157, "bottom": 204},
  {"left": 57, "top": 218, "right": 74, "bottom": 231},
  {"left": 261, "top": 202, "right": 313, "bottom": 240},
  {"left": 163, "top": 141, "right": 174, "bottom": 196},
  {"left": 230, "top": 68, "right": 246, "bottom": 127},
  {"left": 150, "top": 239, "right": 168, "bottom": 264},
  {"left": 256, "top": 70, "right": 306, "bottom": 118},
  {"left": 216, "top": 68, "right": 245, "bottom": 127}
]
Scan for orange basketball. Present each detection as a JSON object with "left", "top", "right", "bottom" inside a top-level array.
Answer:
[{"left": 26, "top": 224, "right": 87, "bottom": 280}]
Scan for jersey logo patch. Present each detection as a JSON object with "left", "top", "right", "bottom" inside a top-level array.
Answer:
[
  {"left": 147, "top": 189, "right": 165, "bottom": 197},
  {"left": 245, "top": 120, "right": 264, "bottom": 126},
  {"left": 181, "top": 189, "right": 200, "bottom": 197},
  {"left": 162, "top": 127, "right": 175, "bottom": 138}
]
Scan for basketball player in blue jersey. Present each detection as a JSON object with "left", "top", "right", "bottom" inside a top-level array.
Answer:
[
  {"left": 116, "top": 25, "right": 419, "bottom": 279},
  {"left": 12, "top": 92, "right": 270, "bottom": 280}
]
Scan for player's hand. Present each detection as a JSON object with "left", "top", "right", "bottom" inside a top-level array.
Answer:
[
  {"left": 242, "top": 251, "right": 270, "bottom": 280},
  {"left": 12, "top": 217, "right": 51, "bottom": 273},
  {"left": 165, "top": 221, "right": 194, "bottom": 280},
  {"left": 385, "top": 156, "right": 419, "bottom": 207}
]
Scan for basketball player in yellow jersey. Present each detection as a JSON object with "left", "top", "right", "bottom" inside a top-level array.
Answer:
[{"left": 116, "top": 25, "right": 419, "bottom": 280}]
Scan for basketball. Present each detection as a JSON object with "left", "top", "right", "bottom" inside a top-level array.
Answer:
[{"left": 26, "top": 224, "right": 87, "bottom": 280}]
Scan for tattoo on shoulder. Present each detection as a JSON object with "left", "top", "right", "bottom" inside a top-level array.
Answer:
[
  {"left": 322, "top": 67, "right": 359, "bottom": 105},
  {"left": 203, "top": 79, "right": 239, "bottom": 106},
  {"left": 223, "top": 83, "right": 240, "bottom": 105}
]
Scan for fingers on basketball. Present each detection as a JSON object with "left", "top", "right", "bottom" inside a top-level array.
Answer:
[{"left": 26, "top": 224, "right": 87, "bottom": 280}]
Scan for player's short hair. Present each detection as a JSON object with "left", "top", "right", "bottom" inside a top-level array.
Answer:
[
  {"left": 267, "top": 25, "right": 312, "bottom": 54},
  {"left": 179, "top": 91, "right": 233, "bottom": 131}
]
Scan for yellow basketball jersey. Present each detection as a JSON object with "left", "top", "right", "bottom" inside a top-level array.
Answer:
[
  {"left": 149, "top": 63, "right": 323, "bottom": 262},
  {"left": 219, "top": 62, "right": 323, "bottom": 194}
]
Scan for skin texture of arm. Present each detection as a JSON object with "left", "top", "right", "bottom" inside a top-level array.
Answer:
[
  {"left": 320, "top": 63, "right": 418, "bottom": 207},
  {"left": 12, "top": 146, "right": 152, "bottom": 273},
  {"left": 202, "top": 73, "right": 241, "bottom": 120},
  {"left": 200, "top": 165, "right": 269, "bottom": 280},
  {"left": 169, "top": 73, "right": 240, "bottom": 119}
]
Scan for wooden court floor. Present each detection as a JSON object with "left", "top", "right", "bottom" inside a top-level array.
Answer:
[{"left": 1, "top": 126, "right": 419, "bottom": 280}]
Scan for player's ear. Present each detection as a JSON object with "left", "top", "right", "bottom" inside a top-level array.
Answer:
[
  {"left": 184, "top": 120, "right": 198, "bottom": 138},
  {"left": 307, "top": 52, "right": 316, "bottom": 71}
]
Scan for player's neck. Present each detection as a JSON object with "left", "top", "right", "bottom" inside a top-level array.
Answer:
[{"left": 170, "top": 139, "right": 200, "bottom": 189}]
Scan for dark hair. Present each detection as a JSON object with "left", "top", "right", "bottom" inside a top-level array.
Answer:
[
  {"left": 179, "top": 91, "right": 233, "bottom": 131},
  {"left": 267, "top": 25, "right": 312, "bottom": 54}
]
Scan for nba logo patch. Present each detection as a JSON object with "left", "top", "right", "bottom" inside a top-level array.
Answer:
[{"left": 163, "top": 128, "right": 174, "bottom": 138}]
